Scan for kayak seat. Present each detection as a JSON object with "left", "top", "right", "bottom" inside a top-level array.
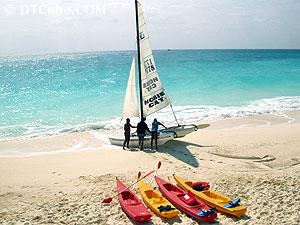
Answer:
[
  {"left": 150, "top": 198, "right": 164, "bottom": 204},
  {"left": 126, "top": 199, "right": 140, "bottom": 205},
  {"left": 121, "top": 191, "right": 134, "bottom": 200},
  {"left": 178, "top": 191, "right": 197, "bottom": 206},
  {"left": 121, "top": 191, "right": 140, "bottom": 205},
  {"left": 164, "top": 183, "right": 183, "bottom": 195},
  {"left": 144, "top": 190, "right": 155, "bottom": 198}
]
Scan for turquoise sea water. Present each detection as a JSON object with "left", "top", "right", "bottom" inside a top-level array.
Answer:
[{"left": 1, "top": 49, "right": 300, "bottom": 140}]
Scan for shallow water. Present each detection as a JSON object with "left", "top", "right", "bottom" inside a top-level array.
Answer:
[{"left": 0, "top": 49, "right": 300, "bottom": 140}]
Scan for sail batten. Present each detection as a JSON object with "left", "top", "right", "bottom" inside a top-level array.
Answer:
[{"left": 137, "top": 1, "right": 170, "bottom": 117}]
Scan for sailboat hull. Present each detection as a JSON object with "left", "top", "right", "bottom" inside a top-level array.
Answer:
[
  {"left": 161, "top": 125, "right": 198, "bottom": 138},
  {"left": 109, "top": 131, "right": 174, "bottom": 148}
]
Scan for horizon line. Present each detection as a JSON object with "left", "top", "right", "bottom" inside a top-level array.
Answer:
[{"left": 1, "top": 48, "right": 300, "bottom": 58}]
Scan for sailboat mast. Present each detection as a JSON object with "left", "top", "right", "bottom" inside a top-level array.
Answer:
[{"left": 134, "top": 0, "right": 144, "bottom": 119}]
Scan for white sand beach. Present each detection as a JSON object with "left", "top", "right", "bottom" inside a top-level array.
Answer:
[{"left": 0, "top": 111, "right": 300, "bottom": 225}]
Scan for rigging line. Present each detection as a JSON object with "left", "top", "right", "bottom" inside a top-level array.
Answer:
[{"left": 170, "top": 104, "right": 180, "bottom": 126}]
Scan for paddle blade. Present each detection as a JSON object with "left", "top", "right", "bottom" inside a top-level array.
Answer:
[
  {"left": 158, "top": 161, "right": 162, "bottom": 169},
  {"left": 102, "top": 197, "right": 112, "bottom": 203}
]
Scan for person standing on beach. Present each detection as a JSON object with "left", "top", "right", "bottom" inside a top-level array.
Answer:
[
  {"left": 136, "top": 117, "right": 150, "bottom": 150},
  {"left": 123, "top": 118, "right": 136, "bottom": 150},
  {"left": 151, "top": 118, "right": 167, "bottom": 150}
]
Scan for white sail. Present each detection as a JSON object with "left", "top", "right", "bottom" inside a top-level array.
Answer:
[
  {"left": 122, "top": 57, "right": 139, "bottom": 118},
  {"left": 137, "top": 2, "right": 170, "bottom": 117}
]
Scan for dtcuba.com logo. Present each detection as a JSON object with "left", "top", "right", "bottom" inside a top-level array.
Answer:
[{"left": 1, "top": 4, "right": 106, "bottom": 16}]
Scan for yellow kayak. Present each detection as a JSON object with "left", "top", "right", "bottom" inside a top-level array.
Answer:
[
  {"left": 138, "top": 180, "right": 179, "bottom": 219},
  {"left": 173, "top": 175, "right": 247, "bottom": 217}
]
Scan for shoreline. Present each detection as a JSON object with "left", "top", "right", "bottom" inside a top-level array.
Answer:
[
  {"left": 1, "top": 95, "right": 299, "bottom": 144},
  {"left": 1, "top": 109, "right": 300, "bottom": 158}
]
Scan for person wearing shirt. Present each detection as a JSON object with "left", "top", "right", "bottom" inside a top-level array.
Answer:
[
  {"left": 136, "top": 117, "right": 150, "bottom": 150},
  {"left": 151, "top": 118, "right": 167, "bottom": 150},
  {"left": 123, "top": 118, "right": 136, "bottom": 150}
]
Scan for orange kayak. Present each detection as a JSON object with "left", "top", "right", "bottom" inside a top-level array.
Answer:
[
  {"left": 173, "top": 175, "right": 247, "bottom": 217},
  {"left": 138, "top": 180, "right": 179, "bottom": 219}
]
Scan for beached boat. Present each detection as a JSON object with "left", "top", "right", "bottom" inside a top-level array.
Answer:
[
  {"left": 109, "top": 0, "right": 203, "bottom": 147},
  {"left": 173, "top": 175, "right": 247, "bottom": 217},
  {"left": 109, "top": 131, "right": 173, "bottom": 148},
  {"left": 116, "top": 179, "right": 151, "bottom": 222},
  {"left": 108, "top": 0, "right": 175, "bottom": 147},
  {"left": 155, "top": 176, "right": 217, "bottom": 222},
  {"left": 137, "top": 180, "right": 179, "bottom": 219}
]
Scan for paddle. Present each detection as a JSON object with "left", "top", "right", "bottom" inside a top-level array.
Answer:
[
  {"left": 102, "top": 170, "right": 152, "bottom": 203},
  {"left": 102, "top": 162, "right": 160, "bottom": 203},
  {"left": 149, "top": 161, "right": 162, "bottom": 185}
]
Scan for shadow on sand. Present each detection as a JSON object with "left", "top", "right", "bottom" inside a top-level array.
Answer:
[
  {"left": 127, "top": 211, "right": 182, "bottom": 225},
  {"left": 156, "top": 140, "right": 216, "bottom": 168},
  {"left": 130, "top": 216, "right": 183, "bottom": 225},
  {"left": 125, "top": 139, "right": 215, "bottom": 168}
]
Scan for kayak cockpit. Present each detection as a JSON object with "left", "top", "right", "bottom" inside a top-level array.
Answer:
[
  {"left": 163, "top": 183, "right": 183, "bottom": 195},
  {"left": 121, "top": 191, "right": 140, "bottom": 205}
]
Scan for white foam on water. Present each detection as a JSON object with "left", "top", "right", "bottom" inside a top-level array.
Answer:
[
  {"left": 102, "top": 96, "right": 300, "bottom": 129},
  {"left": 1, "top": 96, "right": 299, "bottom": 142},
  {"left": 1, "top": 96, "right": 299, "bottom": 157}
]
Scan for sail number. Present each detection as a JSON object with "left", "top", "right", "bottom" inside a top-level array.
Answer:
[
  {"left": 139, "top": 32, "right": 145, "bottom": 40},
  {"left": 144, "top": 59, "right": 156, "bottom": 74}
]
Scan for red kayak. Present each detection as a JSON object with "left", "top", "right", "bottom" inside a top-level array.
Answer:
[
  {"left": 116, "top": 179, "right": 151, "bottom": 223},
  {"left": 155, "top": 176, "right": 217, "bottom": 223}
]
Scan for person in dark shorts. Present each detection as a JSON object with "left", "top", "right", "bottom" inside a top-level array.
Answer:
[
  {"left": 123, "top": 118, "right": 136, "bottom": 150},
  {"left": 151, "top": 118, "right": 167, "bottom": 150},
  {"left": 136, "top": 117, "right": 150, "bottom": 150}
]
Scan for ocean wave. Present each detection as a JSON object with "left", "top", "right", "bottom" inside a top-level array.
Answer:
[
  {"left": 0, "top": 96, "right": 299, "bottom": 141},
  {"left": 102, "top": 96, "right": 300, "bottom": 129}
]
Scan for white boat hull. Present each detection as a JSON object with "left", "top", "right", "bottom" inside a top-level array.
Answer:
[
  {"left": 109, "top": 131, "right": 174, "bottom": 148},
  {"left": 162, "top": 125, "right": 198, "bottom": 138}
]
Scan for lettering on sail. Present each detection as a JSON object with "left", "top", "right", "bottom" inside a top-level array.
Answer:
[
  {"left": 143, "top": 77, "right": 158, "bottom": 92},
  {"left": 144, "top": 59, "right": 156, "bottom": 74},
  {"left": 144, "top": 91, "right": 166, "bottom": 108}
]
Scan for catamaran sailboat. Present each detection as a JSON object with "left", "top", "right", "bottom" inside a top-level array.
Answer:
[
  {"left": 108, "top": 55, "right": 174, "bottom": 147},
  {"left": 109, "top": 0, "right": 200, "bottom": 147},
  {"left": 108, "top": 0, "right": 174, "bottom": 147}
]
